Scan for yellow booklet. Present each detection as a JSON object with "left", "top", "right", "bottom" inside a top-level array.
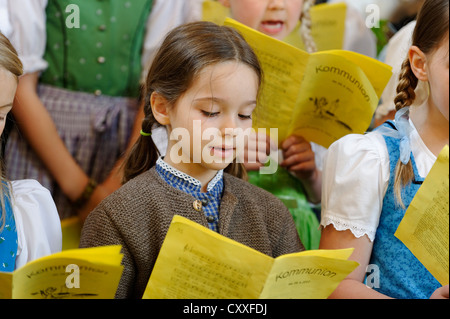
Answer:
[
  {"left": 395, "top": 145, "right": 449, "bottom": 286},
  {"left": 143, "top": 215, "right": 358, "bottom": 299},
  {"left": 224, "top": 18, "right": 392, "bottom": 148},
  {"left": 0, "top": 245, "right": 123, "bottom": 299},
  {"left": 61, "top": 216, "right": 83, "bottom": 250},
  {"left": 203, "top": 1, "right": 347, "bottom": 51}
]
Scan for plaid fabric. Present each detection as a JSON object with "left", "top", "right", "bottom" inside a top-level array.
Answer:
[
  {"left": 4, "top": 84, "right": 138, "bottom": 219},
  {"left": 155, "top": 157, "right": 223, "bottom": 232}
]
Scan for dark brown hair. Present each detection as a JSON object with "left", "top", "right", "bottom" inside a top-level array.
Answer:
[
  {"left": 123, "top": 21, "right": 262, "bottom": 183},
  {"left": 393, "top": 0, "right": 449, "bottom": 207}
]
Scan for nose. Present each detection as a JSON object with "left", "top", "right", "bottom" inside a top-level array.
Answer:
[
  {"left": 219, "top": 115, "right": 238, "bottom": 137},
  {"left": 268, "top": 0, "right": 285, "bottom": 10}
]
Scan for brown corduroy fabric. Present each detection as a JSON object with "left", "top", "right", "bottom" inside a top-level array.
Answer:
[{"left": 79, "top": 167, "right": 304, "bottom": 298}]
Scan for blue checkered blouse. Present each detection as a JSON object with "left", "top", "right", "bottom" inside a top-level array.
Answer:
[{"left": 155, "top": 158, "right": 223, "bottom": 232}]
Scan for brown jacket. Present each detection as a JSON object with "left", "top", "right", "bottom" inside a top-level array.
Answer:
[{"left": 79, "top": 167, "right": 304, "bottom": 298}]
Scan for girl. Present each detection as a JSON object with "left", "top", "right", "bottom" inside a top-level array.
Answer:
[
  {"left": 319, "top": 0, "right": 449, "bottom": 299},
  {"left": 3, "top": 0, "right": 202, "bottom": 221},
  {"left": 0, "top": 32, "right": 61, "bottom": 272},
  {"left": 79, "top": 21, "right": 304, "bottom": 299},
  {"left": 217, "top": 0, "right": 323, "bottom": 249}
]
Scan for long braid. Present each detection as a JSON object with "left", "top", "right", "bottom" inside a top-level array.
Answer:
[
  {"left": 300, "top": 0, "right": 317, "bottom": 53},
  {"left": 393, "top": 57, "right": 418, "bottom": 208},
  {"left": 394, "top": 58, "right": 419, "bottom": 111}
]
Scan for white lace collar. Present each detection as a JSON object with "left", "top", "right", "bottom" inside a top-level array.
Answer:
[{"left": 156, "top": 157, "right": 224, "bottom": 192}]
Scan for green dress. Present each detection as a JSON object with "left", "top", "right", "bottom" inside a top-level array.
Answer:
[{"left": 248, "top": 166, "right": 321, "bottom": 250}]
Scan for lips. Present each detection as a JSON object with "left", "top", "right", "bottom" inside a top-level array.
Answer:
[
  {"left": 210, "top": 146, "right": 235, "bottom": 157},
  {"left": 260, "top": 20, "right": 285, "bottom": 35}
]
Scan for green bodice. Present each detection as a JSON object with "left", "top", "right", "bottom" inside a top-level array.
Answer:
[{"left": 40, "top": 0, "right": 153, "bottom": 97}]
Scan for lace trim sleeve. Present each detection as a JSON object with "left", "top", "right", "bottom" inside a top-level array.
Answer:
[{"left": 321, "top": 215, "right": 376, "bottom": 242}]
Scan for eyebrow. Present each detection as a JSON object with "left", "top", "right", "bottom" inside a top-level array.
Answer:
[{"left": 193, "top": 97, "right": 257, "bottom": 107}]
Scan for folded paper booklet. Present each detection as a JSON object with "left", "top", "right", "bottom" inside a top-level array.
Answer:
[
  {"left": 203, "top": 1, "right": 347, "bottom": 51},
  {"left": 395, "top": 145, "right": 449, "bottom": 286},
  {"left": 143, "top": 215, "right": 358, "bottom": 299},
  {"left": 223, "top": 18, "right": 392, "bottom": 148},
  {"left": 0, "top": 245, "right": 123, "bottom": 299}
]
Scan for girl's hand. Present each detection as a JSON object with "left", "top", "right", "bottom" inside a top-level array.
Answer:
[
  {"left": 242, "top": 131, "right": 277, "bottom": 171},
  {"left": 430, "top": 285, "right": 449, "bottom": 299},
  {"left": 280, "top": 135, "right": 316, "bottom": 180}
]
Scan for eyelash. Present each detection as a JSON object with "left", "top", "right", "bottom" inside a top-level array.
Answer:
[{"left": 201, "top": 111, "right": 252, "bottom": 120}]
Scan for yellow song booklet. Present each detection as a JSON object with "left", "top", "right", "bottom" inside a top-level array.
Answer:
[
  {"left": 395, "top": 145, "right": 449, "bottom": 285},
  {"left": 143, "top": 215, "right": 358, "bottom": 299},
  {"left": 0, "top": 245, "right": 123, "bottom": 299},
  {"left": 203, "top": 0, "right": 347, "bottom": 51},
  {"left": 224, "top": 18, "right": 392, "bottom": 148}
]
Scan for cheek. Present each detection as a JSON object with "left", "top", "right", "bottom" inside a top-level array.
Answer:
[
  {"left": 287, "top": 1, "right": 303, "bottom": 25},
  {"left": 231, "top": 4, "right": 264, "bottom": 29}
]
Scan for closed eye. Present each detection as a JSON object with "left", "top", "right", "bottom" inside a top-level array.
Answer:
[
  {"left": 238, "top": 114, "right": 252, "bottom": 120},
  {"left": 201, "top": 110, "right": 220, "bottom": 117}
]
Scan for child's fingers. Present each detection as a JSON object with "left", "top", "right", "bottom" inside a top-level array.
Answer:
[
  {"left": 281, "top": 150, "right": 314, "bottom": 167},
  {"left": 283, "top": 141, "right": 312, "bottom": 158},
  {"left": 281, "top": 135, "right": 308, "bottom": 150}
]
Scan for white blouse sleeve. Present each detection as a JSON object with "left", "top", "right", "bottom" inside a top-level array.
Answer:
[
  {"left": 7, "top": 0, "right": 48, "bottom": 74},
  {"left": 11, "top": 180, "right": 62, "bottom": 270},
  {"left": 141, "top": 0, "right": 203, "bottom": 81},
  {"left": 320, "top": 132, "right": 390, "bottom": 241}
]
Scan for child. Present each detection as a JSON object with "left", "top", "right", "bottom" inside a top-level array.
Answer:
[
  {"left": 319, "top": 0, "right": 449, "bottom": 299},
  {"left": 0, "top": 32, "right": 61, "bottom": 272},
  {"left": 217, "top": 0, "right": 323, "bottom": 249},
  {"left": 79, "top": 21, "right": 304, "bottom": 299},
  {"left": 3, "top": 0, "right": 202, "bottom": 221}
]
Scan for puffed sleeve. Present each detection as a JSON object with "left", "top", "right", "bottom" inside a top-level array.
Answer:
[
  {"left": 11, "top": 180, "right": 62, "bottom": 270},
  {"left": 320, "top": 132, "right": 390, "bottom": 241},
  {"left": 7, "top": 0, "right": 48, "bottom": 74}
]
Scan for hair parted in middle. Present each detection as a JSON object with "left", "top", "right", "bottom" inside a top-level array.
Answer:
[{"left": 123, "top": 21, "right": 263, "bottom": 183}]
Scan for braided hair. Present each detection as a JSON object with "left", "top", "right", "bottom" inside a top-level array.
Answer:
[{"left": 393, "top": 0, "right": 449, "bottom": 207}]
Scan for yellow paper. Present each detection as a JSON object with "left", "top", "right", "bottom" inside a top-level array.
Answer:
[
  {"left": 284, "top": 2, "right": 346, "bottom": 51},
  {"left": 0, "top": 245, "right": 124, "bottom": 299},
  {"left": 61, "top": 216, "right": 83, "bottom": 250},
  {"left": 203, "top": 1, "right": 346, "bottom": 51},
  {"left": 143, "top": 216, "right": 358, "bottom": 299},
  {"left": 224, "top": 18, "right": 392, "bottom": 148},
  {"left": 395, "top": 145, "right": 449, "bottom": 286},
  {"left": 202, "top": 0, "right": 229, "bottom": 25}
]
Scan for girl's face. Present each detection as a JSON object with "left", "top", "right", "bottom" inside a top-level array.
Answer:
[
  {"left": 220, "top": 0, "right": 304, "bottom": 40},
  {"left": 426, "top": 35, "right": 449, "bottom": 121},
  {"left": 0, "top": 68, "right": 16, "bottom": 135},
  {"left": 165, "top": 61, "right": 259, "bottom": 180}
]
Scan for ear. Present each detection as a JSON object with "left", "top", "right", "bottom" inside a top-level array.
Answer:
[
  {"left": 218, "top": 0, "right": 231, "bottom": 8},
  {"left": 151, "top": 91, "right": 171, "bottom": 125},
  {"left": 409, "top": 45, "right": 428, "bottom": 82}
]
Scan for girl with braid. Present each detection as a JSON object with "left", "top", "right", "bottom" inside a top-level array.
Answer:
[
  {"left": 80, "top": 22, "right": 303, "bottom": 299},
  {"left": 319, "top": 0, "right": 449, "bottom": 299}
]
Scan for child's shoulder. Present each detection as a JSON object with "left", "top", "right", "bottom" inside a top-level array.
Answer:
[{"left": 98, "top": 168, "right": 166, "bottom": 210}]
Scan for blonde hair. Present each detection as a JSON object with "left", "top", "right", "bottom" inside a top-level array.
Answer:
[
  {"left": 300, "top": 0, "right": 317, "bottom": 53},
  {"left": 393, "top": 0, "right": 449, "bottom": 207},
  {"left": 0, "top": 32, "right": 23, "bottom": 232}
]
